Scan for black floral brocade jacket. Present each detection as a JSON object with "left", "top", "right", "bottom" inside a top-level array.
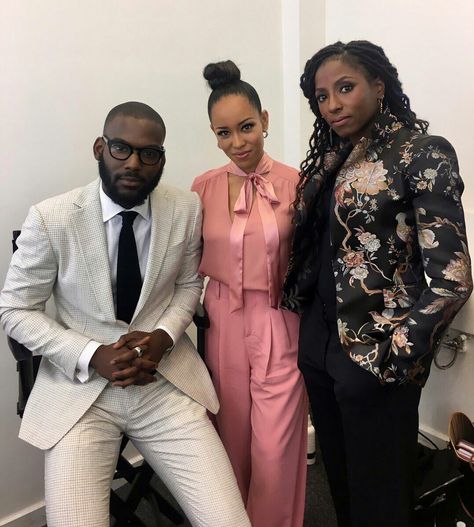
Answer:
[{"left": 282, "top": 113, "right": 473, "bottom": 385}]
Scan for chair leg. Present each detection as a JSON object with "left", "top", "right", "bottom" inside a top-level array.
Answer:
[
  {"left": 110, "top": 490, "right": 148, "bottom": 527},
  {"left": 112, "top": 460, "right": 185, "bottom": 526},
  {"left": 127, "top": 462, "right": 184, "bottom": 525},
  {"left": 147, "top": 488, "right": 185, "bottom": 525}
]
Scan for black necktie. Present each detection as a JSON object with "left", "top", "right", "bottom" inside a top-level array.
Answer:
[{"left": 116, "top": 211, "right": 142, "bottom": 323}]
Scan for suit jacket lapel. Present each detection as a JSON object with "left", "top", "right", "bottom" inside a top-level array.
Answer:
[
  {"left": 71, "top": 179, "right": 116, "bottom": 321},
  {"left": 135, "top": 186, "right": 175, "bottom": 316}
]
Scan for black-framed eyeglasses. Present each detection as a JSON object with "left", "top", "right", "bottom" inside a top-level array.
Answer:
[{"left": 102, "top": 136, "right": 165, "bottom": 166}]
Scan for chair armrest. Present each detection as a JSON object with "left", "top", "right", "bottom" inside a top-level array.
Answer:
[
  {"left": 192, "top": 303, "right": 209, "bottom": 361},
  {"left": 7, "top": 338, "right": 40, "bottom": 417},
  {"left": 193, "top": 302, "right": 210, "bottom": 330},
  {"left": 12, "top": 229, "right": 21, "bottom": 252},
  {"left": 8, "top": 336, "right": 33, "bottom": 362},
  {"left": 7, "top": 229, "right": 40, "bottom": 417}
]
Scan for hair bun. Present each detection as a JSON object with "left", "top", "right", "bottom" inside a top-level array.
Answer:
[{"left": 203, "top": 60, "right": 241, "bottom": 90}]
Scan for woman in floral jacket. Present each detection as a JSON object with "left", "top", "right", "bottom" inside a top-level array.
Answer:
[{"left": 282, "top": 40, "right": 472, "bottom": 527}]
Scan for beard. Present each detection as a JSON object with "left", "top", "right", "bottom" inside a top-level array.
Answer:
[{"left": 98, "top": 155, "right": 164, "bottom": 209}]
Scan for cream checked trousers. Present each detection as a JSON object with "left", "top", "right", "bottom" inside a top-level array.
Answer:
[{"left": 44, "top": 376, "right": 250, "bottom": 527}]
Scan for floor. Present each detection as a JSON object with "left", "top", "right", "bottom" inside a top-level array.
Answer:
[
  {"left": 114, "top": 455, "right": 337, "bottom": 526},
  {"left": 114, "top": 445, "right": 474, "bottom": 527}
]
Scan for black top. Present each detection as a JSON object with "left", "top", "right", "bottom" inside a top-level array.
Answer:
[
  {"left": 315, "top": 178, "right": 338, "bottom": 324},
  {"left": 298, "top": 174, "right": 341, "bottom": 370}
]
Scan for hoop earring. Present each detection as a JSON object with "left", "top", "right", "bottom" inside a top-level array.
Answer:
[{"left": 263, "top": 130, "right": 268, "bottom": 138}]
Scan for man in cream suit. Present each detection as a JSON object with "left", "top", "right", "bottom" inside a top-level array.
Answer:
[{"left": 0, "top": 102, "right": 250, "bottom": 527}]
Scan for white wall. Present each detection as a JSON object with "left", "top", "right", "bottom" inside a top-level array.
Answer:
[
  {"left": 324, "top": 0, "right": 474, "bottom": 440},
  {"left": 0, "top": 1, "right": 288, "bottom": 523},
  {"left": 281, "top": 0, "right": 326, "bottom": 166},
  {"left": 299, "top": 0, "right": 326, "bottom": 161}
]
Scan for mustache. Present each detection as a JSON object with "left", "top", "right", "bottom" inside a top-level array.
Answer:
[{"left": 118, "top": 171, "right": 143, "bottom": 182}]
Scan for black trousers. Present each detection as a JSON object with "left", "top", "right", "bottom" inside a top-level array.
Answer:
[{"left": 299, "top": 304, "right": 422, "bottom": 527}]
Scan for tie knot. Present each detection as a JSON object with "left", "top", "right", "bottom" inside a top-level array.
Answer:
[{"left": 119, "top": 210, "right": 138, "bottom": 227}]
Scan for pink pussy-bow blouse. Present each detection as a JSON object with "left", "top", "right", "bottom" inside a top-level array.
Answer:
[
  {"left": 192, "top": 153, "right": 299, "bottom": 312},
  {"left": 229, "top": 155, "right": 280, "bottom": 311}
]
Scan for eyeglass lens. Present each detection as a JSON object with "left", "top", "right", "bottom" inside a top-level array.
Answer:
[{"left": 107, "top": 141, "right": 164, "bottom": 165}]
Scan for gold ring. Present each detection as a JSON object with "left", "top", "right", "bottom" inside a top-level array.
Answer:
[{"left": 133, "top": 346, "right": 143, "bottom": 358}]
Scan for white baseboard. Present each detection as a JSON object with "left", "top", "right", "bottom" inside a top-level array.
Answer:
[
  {"left": 0, "top": 501, "right": 45, "bottom": 527},
  {"left": 418, "top": 423, "right": 449, "bottom": 449},
  {"left": 0, "top": 454, "right": 144, "bottom": 527}
]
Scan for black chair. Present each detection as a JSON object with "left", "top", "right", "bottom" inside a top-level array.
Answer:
[
  {"left": 7, "top": 230, "right": 209, "bottom": 527},
  {"left": 413, "top": 443, "right": 465, "bottom": 527}
]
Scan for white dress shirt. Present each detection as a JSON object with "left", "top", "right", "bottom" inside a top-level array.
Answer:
[{"left": 76, "top": 185, "right": 173, "bottom": 382}]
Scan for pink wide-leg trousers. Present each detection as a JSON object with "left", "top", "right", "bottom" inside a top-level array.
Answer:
[{"left": 204, "top": 279, "right": 308, "bottom": 527}]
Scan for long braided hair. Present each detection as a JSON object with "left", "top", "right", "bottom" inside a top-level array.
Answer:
[{"left": 296, "top": 40, "right": 429, "bottom": 204}]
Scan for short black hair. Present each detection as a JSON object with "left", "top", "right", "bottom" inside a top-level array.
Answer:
[
  {"left": 103, "top": 101, "right": 166, "bottom": 137},
  {"left": 203, "top": 60, "right": 262, "bottom": 118}
]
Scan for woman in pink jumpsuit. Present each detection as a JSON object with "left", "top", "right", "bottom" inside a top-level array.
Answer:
[{"left": 191, "top": 60, "right": 308, "bottom": 527}]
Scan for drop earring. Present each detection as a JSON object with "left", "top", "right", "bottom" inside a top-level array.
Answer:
[{"left": 378, "top": 97, "right": 384, "bottom": 114}]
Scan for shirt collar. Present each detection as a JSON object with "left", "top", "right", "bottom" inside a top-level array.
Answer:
[
  {"left": 369, "top": 110, "right": 403, "bottom": 145},
  {"left": 99, "top": 184, "right": 151, "bottom": 223},
  {"left": 324, "top": 111, "right": 404, "bottom": 168}
]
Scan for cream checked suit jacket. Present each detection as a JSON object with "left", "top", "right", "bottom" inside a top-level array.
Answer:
[{"left": 0, "top": 179, "right": 219, "bottom": 450}]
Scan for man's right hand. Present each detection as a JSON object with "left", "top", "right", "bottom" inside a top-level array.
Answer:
[
  {"left": 90, "top": 343, "right": 157, "bottom": 387},
  {"left": 90, "top": 344, "right": 128, "bottom": 381}
]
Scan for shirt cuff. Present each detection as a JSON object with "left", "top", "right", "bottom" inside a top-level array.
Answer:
[
  {"left": 156, "top": 325, "right": 175, "bottom": 352},
  {"left": 75, "top": 340, "right": 102, "bottom": 383}
]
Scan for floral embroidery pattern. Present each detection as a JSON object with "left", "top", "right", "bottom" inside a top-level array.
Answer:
[{"left": 282, "top": 112, "right": 472, "bottom": 385}]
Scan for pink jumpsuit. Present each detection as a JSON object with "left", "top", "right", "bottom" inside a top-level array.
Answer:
[{"left": 192, "top": 153, "right": 308, "bottom": 527}]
